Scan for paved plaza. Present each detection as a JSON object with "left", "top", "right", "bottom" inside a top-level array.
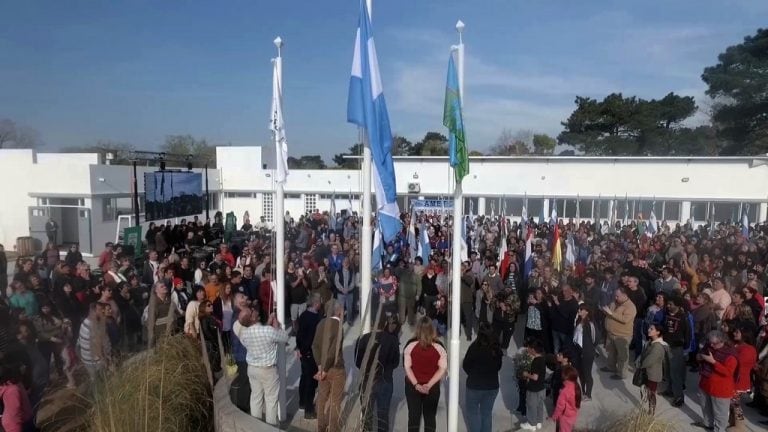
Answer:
[{"left": 283, "top": 317, "right": 764, "bottom": 432}]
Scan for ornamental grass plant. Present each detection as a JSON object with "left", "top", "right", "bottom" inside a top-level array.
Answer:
[{"left": 88, "top": 334, "right": 213, "bottom": 432}]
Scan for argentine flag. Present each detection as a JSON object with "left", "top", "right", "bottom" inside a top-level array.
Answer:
[
  {"left": 372, "top": 227, "right": 383, "bottom": 271},
  {"left": 460, "top": 215, "right": 469, "bottom": 261},
  {"left": 419, "top": 224, "right": 431, "bottom": 262},
  {"left": 647, "top": 207, "right": 658, "bottom": 236},
  {"left": 550, "top": 200, "right": 558, "bottom": 226},
  {"left": 742, "top": 205, "right": 749, "bottom": 239},
  {"left": 347, "top": 0, "right": 401, "bottom": 242},
  {"left": 407, "top": 216, "right": 418, "bottom": 261}
]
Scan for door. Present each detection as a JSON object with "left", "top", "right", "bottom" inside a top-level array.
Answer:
[
  {"left": 78, "top": 209, "right": 93, "bottom": 254},
  {"left": 29, "top": 207, "right": 50, "bottom": 248}
]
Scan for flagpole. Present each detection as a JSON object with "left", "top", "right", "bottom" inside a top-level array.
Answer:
[
  {"left": 360, "top": 0, "right": 374, "bottom": 334},
  {"left": 447, "top": 19, "right": 465, "bottom": 432},
  {"left": 272, "top": 35, "right": 288, "bottom": 423}
]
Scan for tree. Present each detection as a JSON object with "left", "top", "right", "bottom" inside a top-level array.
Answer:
[
  {"left": 489, "top": 129, "right": 530, "bottom": 155},
  {"left": 288, "top": 155, "right": 327, "bottom": 169},
  {"left": 63, "top": 140, "right": 135, "bottom": 164},
  {"left": 332, "top": 143, "right": 363, "bottom": 168},
  {"left": 392, "top": 135, "right": 415, "bottom": 156},
  {"left": 558, "top": 92, "right": 698, "bottom": 155},
  {"left": 0, "top": 119, "right": 42, "bottom": 149},
  {"left": 413, "top": 132, "right": 448, "bottom": 156},
  {"left": 702, "top": 28, "right": 768, "bottom": 155},
  {"left": 468, "top": 150, "right": 485, "bottom": 156},
  {"left": 532, "top": 134, "right": 556, "bottom": 155},
  {"left": 161, "top": 135, "right": 216, "bottom": 168}
]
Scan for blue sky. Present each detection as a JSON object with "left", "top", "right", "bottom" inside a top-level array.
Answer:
[{"left": 0, "top": 0, "right": 765, "bottom": 161}]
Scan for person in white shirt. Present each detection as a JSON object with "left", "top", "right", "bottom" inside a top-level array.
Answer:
[{"left": 236, "top": 309, "right": 289, "bottom": 426}]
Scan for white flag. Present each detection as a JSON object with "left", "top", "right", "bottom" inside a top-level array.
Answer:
[{"left": 270, "top": 58, "right": 289, "bottom": 184}]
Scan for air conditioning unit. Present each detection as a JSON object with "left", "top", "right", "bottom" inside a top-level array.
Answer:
[{"left": 407, "top": 182, "right": 421, "bottom": 194}]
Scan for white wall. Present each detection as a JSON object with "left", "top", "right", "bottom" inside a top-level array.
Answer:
[{"left": 0, "top": 150, "right": 38, "bottom": 249}]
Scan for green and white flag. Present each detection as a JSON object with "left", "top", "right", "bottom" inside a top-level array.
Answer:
[{"left": 443, "top": 52, "right": 468, "bottom": 182}]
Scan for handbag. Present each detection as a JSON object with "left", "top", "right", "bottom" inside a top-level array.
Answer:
[{"left": 632, "top": 367, "right": 647, "bottom": 387}]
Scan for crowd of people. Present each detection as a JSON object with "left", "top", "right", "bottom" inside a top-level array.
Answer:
[{"left": 1, "top": 206, "right": 768, "bottom": 432}]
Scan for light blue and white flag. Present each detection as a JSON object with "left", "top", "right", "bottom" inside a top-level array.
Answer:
[
  {"left": 460, "top": 215, "right": 469, "bottom": 261},
  {"left": 347, "top": 0, "right": 401, "bottom": 242},
  {"left": 372, "top": 226, "right": 383, "bottom": 271},
  {"left": 742, "top": 204, "right": 750, "bottom": 238},
  {"left": 330, "top": 191, "right": 336, "bottom": 217},
  {"left": 407, "top": 215, "right": 418, "bottom": 261},
  {"left": 419, "top": 224, "right": 431, "bottom": 262},
  {"left": 521, "top": 204, "right": 528, "bottom": 235},
  {"left": 550, "top": 199, "right": 558, "bottom": 226},
  {"left": 647, "top": 206, "right": 658, "bottom": 236}
]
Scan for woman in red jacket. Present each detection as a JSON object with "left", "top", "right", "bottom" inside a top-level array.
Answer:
[
  {"left": 729, "top": 325, "right": 758, "bottom": 430},
  {"left": 693, "top": 330, "right": 738, "bottom": 431}
]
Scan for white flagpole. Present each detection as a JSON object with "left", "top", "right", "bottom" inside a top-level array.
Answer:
[
  {"left": 272, "top": 36, "right": 288, "bottom": 423},
  {"left": 360, "top": 0, "right": 374, "bottom": 334},
  {"left": 448, "top": 19, "right": 465, "bottom": 432}
]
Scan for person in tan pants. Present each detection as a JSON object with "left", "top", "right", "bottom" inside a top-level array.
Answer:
[
  {"left": 601, "top": 287, "right": 636, "bottom": 379},
  {"left": 313, "top": 300, "right": 346, "bottom": 432}
]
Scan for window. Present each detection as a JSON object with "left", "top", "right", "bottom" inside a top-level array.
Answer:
[
  {"left": 463, "top": 197, "right": 479, "bottom": 215},
  {"left": 262, "top": 193, "right": 274, "bottom": 223},
  {"left": 562, "top": 199, "right": 578, "bottom": 218},
  {"left": 304, "top": 194, "right": 318, "bottom": 214},
  {"left": 662, "top": 201, "right": 681, "bottom": 221},
  {"left": 578, "top": 199, "right": 593, "bottom": 220},
  {"left": 102, "top": 197, "right": 138, "bottom": 221},
  {"left": 690, "top": 202, "right": 708, "bottom": 221},
  {"left": 526, "top": 199, "right": 544, "bottom": 221},
  {"left": 225, "top": 192, "right": 254, "bottom": 198}
]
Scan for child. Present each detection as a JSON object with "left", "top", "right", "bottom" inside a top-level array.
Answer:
[
  {"left": 61, "top": 319, "right": 78, "bottom": 388},
  {"left": 550, "top": 348, "right": 576, "bottom": 407},
  {"left": 552, "top": 365, "right": 581, "bottom": 432}
]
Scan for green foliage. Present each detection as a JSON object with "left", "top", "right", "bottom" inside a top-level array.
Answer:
[
  {"left": 468, "top": 150, "right": 485, "bottom": 156},
  {"left": 489, "top": 129, "right": 530, "bottom": 155},
  {"left": 702, "top": 28, "right": 768, "bottom": 155},
  {"left": 288, "top": 155, "right": 327, "bottom": 169},
  {"left": 414, "top": 132, "right": 448, "bottom": 156},
  {"left": 558, "top": 92, "right": 700, "bottom": 155},
  {"left": 161, "top": 135, "right": 216, "bottom": 168},
  {"left": 532, "top": 133, "right": 556, "bottom": 155},
  {"left": 333, "top": 143, "right": 363, "bottom": 168},
  {"left": 392, "top": 135, "right": 414, "bottom": 156}
]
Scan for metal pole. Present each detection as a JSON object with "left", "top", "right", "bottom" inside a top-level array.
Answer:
[
  {"left": 447, "top": 20, "right": 465, "bottom": 432},
  {"left": 272, "top": 36, "right": 288, "bottom": 423},
  {"left": 132, "top": 161, "right": 140, "bottom": 227},
  {"left": 204, "top": 163, "right": 210, "bottom": 221},
  {"left": 360, "top": 0, "right": 374, "bottom": 334}
]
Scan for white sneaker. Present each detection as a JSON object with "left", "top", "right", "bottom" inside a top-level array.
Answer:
[
  {"left": 519, "top": 423, "right": 535, "bottom": 430},
  {"left": 535, "top": 424, "right": 542, "bottom": 430}
]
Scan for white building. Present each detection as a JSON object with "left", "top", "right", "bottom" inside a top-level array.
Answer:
[{"left": 1, "top": 146, "right": 767, "bottom": 255}]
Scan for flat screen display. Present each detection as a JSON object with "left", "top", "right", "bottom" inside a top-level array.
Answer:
[{"left": 144, "top": 171, "right": 203, "bottom": 221}]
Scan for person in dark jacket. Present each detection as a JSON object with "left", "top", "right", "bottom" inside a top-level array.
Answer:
[
  {"left": 463, "top": 322, "right": 503, "bottom": 432},
  {"left": 573, "top": 304, "right": 597, "bottom": 399},
  {"left": 355, "top": 314, "right": 401, "bottom": 432},
  {"left": 549, "top": 284, "right": 579, "bottom": 354},
  {"left": 295, "top": 294, "right": 322, "bottom": 420},
  {"left": 459, "top": 262, "right": 476, "bottom": 341},
  {"left": 663, "top": 295, "right": 690, "bottom": 407}
]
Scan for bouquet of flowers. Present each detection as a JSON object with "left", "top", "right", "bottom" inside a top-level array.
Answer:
[{"left": 513, "top": 347, "right": 532, "bottom": 380}]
